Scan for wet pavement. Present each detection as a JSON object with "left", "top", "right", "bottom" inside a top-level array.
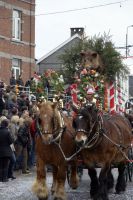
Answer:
[{"left": 0, "top": 168, "right": 133, "bottom": 200}]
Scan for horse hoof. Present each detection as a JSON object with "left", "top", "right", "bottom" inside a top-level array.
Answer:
[
  {"left": 51, "top": 190, "right": 55, "bottom": 195},
  {"left": 108, "top": 188, "right": 114, "bottom": 193},
  {"left": 70, "top": 183, "right": 79, "bottom": 190},
  {"left": 115, "top": 191, "right": 125, "bottom": 195},
  {"left": 91, "top": 194, "right": 109, "bottom": 200},
  {"left": 54, "top": 195, "right": 66, "bottom": 200}
]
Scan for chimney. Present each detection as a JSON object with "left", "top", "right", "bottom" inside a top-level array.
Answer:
[{"left": 70, "top": 27, "right": 84, "bottom": 37}]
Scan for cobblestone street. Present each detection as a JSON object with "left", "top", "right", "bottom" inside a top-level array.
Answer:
[{"left": 0, "top": 168, "right": 133, "bottom": 200}]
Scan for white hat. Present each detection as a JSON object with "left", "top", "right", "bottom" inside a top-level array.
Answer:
[{"left": 87, "top": 87, "right": 95, "bottom": 95}]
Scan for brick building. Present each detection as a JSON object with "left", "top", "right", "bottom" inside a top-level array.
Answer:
[{"left": 0, "top": 0, "right": 35, "bottom": 85}]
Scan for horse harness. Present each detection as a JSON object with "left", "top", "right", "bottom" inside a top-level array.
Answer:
[
  {"left": 75, "top": 111, "right": 104, "bottom": 149},
  {"left": 75, "top": 111, "right": 131, "bottom": 162},
  {"left": 35, "top": 107, "right": 131, "bottom": 162},
  {"left": 35, "top": 110, "right": 66, "bottom": 144}
]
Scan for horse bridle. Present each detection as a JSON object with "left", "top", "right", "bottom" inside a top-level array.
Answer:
[
  {"left": 36, "top": 112, "right": 82, "bottom": 162},
  {"left": 77, "top": 112, "right": 131, "bottom": 162},
  {"left": 75, "top": 112, "right": 103, "bottom": 149},
  {"left": 36, "top": 111, "right": 65, "bottom": 144}
]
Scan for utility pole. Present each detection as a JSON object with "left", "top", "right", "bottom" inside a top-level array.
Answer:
[{"left": 126, "top": 25, "right": 133, "bottom": 58}]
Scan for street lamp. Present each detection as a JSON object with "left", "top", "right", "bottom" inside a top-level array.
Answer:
[{"left": 126, "top": 25, "right": 133, "bottom": 58}]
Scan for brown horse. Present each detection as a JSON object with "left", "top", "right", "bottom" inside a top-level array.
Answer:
[
  {"left": 72, "top": 104, "right": 133, "bottom": 200},
  {"left": 32, "top": 101, "right": 79, "bottom": 200}
]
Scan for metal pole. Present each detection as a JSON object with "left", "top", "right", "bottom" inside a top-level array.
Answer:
[
  {"left": 126, "top": 25, "right": 133, "bottom": 58},
  {"left": 126, "top": 31, "right": 128, "bottom": 58}
]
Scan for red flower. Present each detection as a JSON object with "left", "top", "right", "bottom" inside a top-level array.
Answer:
[
  {"left": 81, "top": 68, "right": 87, "bottom": 75},
  {"left": 95, "top": 86, "right": 99, "bottom": 91}
]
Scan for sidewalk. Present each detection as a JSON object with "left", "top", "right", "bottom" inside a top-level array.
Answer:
[{"left": 0, "top": 167, "right": 53, "bottom": 200}]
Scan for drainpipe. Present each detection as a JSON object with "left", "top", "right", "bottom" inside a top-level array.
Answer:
[{"left": 29, "top": 0, "right": 32, "bottom": 78}]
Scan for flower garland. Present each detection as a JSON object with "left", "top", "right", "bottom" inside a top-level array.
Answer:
[
  {"left": 30, "top": 70, "right": 65, "bottom": 99},
  {"left": 74, "top": 66, "right": 105, "bottom": 109},
  {"left": 31, "top": 68, "right": 105, "bottom": 109}
]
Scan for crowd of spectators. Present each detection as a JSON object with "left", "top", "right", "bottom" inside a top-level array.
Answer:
[
  {"left": 0, "top": 72, "right": 92, "bottom": 183},
  {"left": 0, "top": 80, "right": 39, "bottom": 182}
]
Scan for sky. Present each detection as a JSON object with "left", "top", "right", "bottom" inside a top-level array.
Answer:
[{"left": 35, "top": 0, "right": 133, "bottom": 73}]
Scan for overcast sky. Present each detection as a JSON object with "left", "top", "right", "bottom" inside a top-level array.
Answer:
[{"left": 35, "top": 0, "right": 133, "bottom": 73}]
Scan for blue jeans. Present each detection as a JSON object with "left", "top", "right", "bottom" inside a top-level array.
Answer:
[
  {"left": 8, "top": 152, "right": 16, "bottom": 178},
  {"left": 28, "top": 138, "right": 36, "bottom": 168}
]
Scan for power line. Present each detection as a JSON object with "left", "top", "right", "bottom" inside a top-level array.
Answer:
[
  {"left": 0, "top": 0, "right": 130, "bottom": 19},
  {"left": 36, "top": 0, "right": 129, "bottom": 16},
  {"left": 122, "top": 56, "right": 133, "bottom": 59},
  {"left": 116, "top": 45, "right": 133, "bottom": 49}
]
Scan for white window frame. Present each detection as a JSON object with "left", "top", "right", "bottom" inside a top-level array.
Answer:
[
  {"left": 12, "top": 10, "right": 22, "bottom": 41},
  {"left": 12, "top": 58, "right": 21, "bottom": 79}
]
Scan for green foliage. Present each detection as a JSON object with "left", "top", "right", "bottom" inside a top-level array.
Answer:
[
  {"left": 59, "top": 33, "right": 129, "bottom": 82},
  {"left": 59, "top": 41, "right": 83, "bottom": 83},
  {"left": 49, "top": 71, "right": 64, "bottom": 92},
  {"left": 30, "top": 70, "right": 65, "bottom": 98},
  {"left": 30, "top": 78, "right": 47, "bottom": 99}
]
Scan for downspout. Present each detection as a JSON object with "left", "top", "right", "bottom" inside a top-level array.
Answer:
[{"left": 29, "top": 0, "right": 32, "bottom": 78}]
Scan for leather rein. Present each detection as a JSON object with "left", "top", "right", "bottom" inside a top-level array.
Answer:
[
  {"left": 36, "top": 111, "right": 80, "bottom": 161},
  {"left": 75, "top": 112, "right": 131, "bottom": 162},
  {"left": 75, "top": 112, "right": 103, "bottom": 149},
  {"left": 36, "top": 112, "right": 65, "bottom": 144}
]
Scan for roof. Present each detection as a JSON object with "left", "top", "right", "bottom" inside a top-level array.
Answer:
[{"left": 36, "top": 33, "right": 81, "bottom": 64}]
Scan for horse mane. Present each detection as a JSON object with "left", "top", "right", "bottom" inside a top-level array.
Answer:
[{"left": 39, "top": 101, "right": 62, "bottom": 130}]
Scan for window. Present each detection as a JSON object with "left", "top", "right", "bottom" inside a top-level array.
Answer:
[
  {"left": 12, "top": 10, "right": 22, "bottom": 40},
  {"left": 12, "top": 58, "right": 21, "bottom": 79}
]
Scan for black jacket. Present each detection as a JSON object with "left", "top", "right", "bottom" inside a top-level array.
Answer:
[
  {"left": 0, "top": 127, "right": 13, "bottom": 157},
  {"left": 16, "top": 78, "right": 24, "bottom": 86},
  {"left": 17, "top": 98, "right": 28, "bottom": 112},
  {"left": 17, "top": 124, "right": 31, "bottom": 147},
  {"left": 10, "top": 77, "right": 16, "bottom": 86}
]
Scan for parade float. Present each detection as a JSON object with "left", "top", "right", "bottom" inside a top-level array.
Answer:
[{"left": 32, "top": 34, "right": 129, "bottom": 114}]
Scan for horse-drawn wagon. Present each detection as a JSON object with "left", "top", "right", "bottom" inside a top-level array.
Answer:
[
  {"left": 31, "top": 98, "right": 133, "bottom": 200},
  {"left": 31, "top": 48, "right": 133, "bottom": 200}
]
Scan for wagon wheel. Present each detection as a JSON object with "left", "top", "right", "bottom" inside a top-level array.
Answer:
[
  {"left": 124, "top": 147, "right": 133, "bottom": 182},
  {"left": 124, "top": 165, "right": 128, "bottom": 183},
  {"left": 127, "top": 162, "right": 133, "bottom": 182},
  {"left": 124, "top": 162, "right": 133, "bottom": 182},
  {"left": 127, "top": 146, "right": 133, "bottom": 182}
]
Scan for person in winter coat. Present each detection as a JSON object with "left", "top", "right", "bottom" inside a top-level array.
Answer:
[
  {"left": 16, "top": 75, "right": 24, "bottom": 86},
  {"left": 16, "top": 75, "right": 24, "bottom": 91},
  {"left": 17, "top": 93, "right": 29, "bottom": 115},
  {"left": 0, "top": 89, "right": 6, "bottom": 116},
  {"left": 28, "top": 114, "right": 36, "bottom": 168},
  {"left": 10, "top": 74, "right": 16, "bottom": 86},
  {"left": 15, "top": 116, "right": 32, "bottom": 174},
  {"left": 9, "top": 115, "right": 20, "bottom": 142},
  {"left": 8, "top": 115, "right": 20, "bottom": 179},
  {"left": 0, "top": 119, "right": 13, "bottom": 182},
  {"left": 7, "top": 94, "right": 18, "bottom": 115}
]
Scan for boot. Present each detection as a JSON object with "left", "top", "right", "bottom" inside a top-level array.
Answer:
[
  {"left": 0, "top": 169, "right": 2, "bottom": 182},
  {"left": 2, "top": 168, "right": 9, "bottom": 182}
]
